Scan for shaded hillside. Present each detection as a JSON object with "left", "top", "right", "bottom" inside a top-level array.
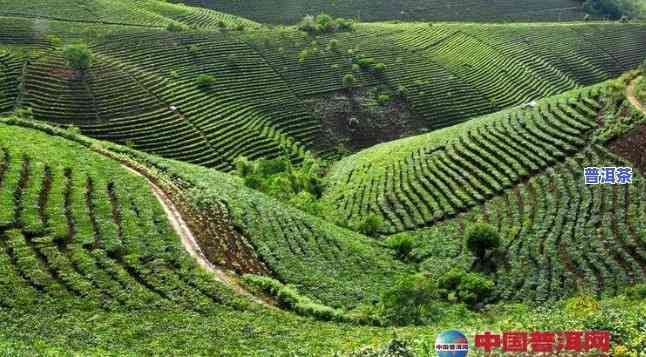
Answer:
[{"left": 176, "top": 0, "right": 589, "bottom": 24}]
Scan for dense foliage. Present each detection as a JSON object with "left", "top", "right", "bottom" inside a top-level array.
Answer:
[{"left": 63, "top": 43, "right": 93, "bottom": 72}]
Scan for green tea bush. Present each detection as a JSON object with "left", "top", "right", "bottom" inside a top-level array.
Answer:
[
  {"left": 356, "top": 213, "right": 385, "bottom": 237},
  {"left": 624, "top": 284, "right": 646, "bottom": 300},
  {"left": 195, "top": 74, "right": 216, "bottom": 89},
  {"left": 385, "top": 234, "right": 417, "bottom": 261},
  {"left": 166, "top": 22, "right": 188, "bottom": 32},
  {"left": 437, "top": 269, "right": 494, "bottom": 307},
  {"left": 242, "top": 274, "right": 344, "bottom": 321},
  {"left": 377, "top": 94, "right": 391, "bottom": 106}
]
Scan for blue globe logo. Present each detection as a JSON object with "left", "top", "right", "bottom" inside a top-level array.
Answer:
[{"left": 435, "top": 330, "right": 469, "bottom": 357}]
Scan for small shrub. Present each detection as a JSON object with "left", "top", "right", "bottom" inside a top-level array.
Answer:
[
  {"left": 327, "top": 39, "right": 339, "bottom": 52},
  {"left": 565, "top": 294, "right": 600, "bottom": 318},
  {"left": 235, "top": 23, "right": 245, "bottom": 31},
  {"left": 195, "top": 74, "right": 216, "bottom": 89},
  {"left": 47, "top": 34, "right": 63, "bottom": 47},
  {"left": 63, "top": 43, "right": 93, "bottom": 71},
  {"left": 336, "top": 18, "right": 354, "bottom": 32},
  {"left": 217, "top": 20, "right": 227, "bottom": 29},
  {"left": 377, "top": 94, "right": 391, "bottom": 106},
  {"left": 343, "top": 73, "right": 356, "bottom": 88},
  {"left": 166, "top": 22, "right": 187, "bottom": 32},
  {"left": 297, "top": 15, "right": 318, "bottom": 33},
  {"left": 357, "top": 213, "right": 384, "bottom": 237},
  {"left": 15, "top": 107, "right": 33, "bottom": 119},
  {"left": 356, "top": 57, "right": 376, "bottom": 69},
  {"left": 437, "top": 269, "right": 494, "bottom": 307},
  {"left": 385, "top": 234, "right": 416, "bottom": 261},
  {"left": 242, "top": 274, "right": 344, "bottom": 321},
  {"left": 624, "top": 284, "right": 646, "bottom": 300},
  {"left": 465, "top": 223, "right": 500, "bottom": 258},
  {"left": 298, "top": 48, "right": 310, "bottom": 63},
  {"left": 396, "top": 85, "right": 409, "bottom": 99},
  {"left": 298, "top": 14, "right": 353, "bottom": 34},
  {"left": 373, "top": 63, "right": 386, "bottom": 73},
  {"left": 315, "top": 13, "right": 336, "bottom": 33},
  {"left": 379, "top": 274, "right": 437, "bottom": 325},
  {"left": 233, "top": 156, "right": 255, "bottom": 177}
]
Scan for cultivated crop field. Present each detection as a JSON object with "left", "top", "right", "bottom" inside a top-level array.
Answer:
[
  {"left": 179, "top": 0, "right": 589, "bottom": 24},
  {"left": 0, "top": 0, "right": 645, "bottom": 355}
]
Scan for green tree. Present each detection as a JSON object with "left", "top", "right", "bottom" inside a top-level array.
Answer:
[
  {"left": 465, "top": 223, "right": 500, "bottom": 258},
  {"left": 63, "top": 43, "right": 93, "bottom": 72},
  {"left": 437, "top": 269, "right": 494, "bottom": 307},
  {"left": 583, "top": 0, "right": 622, "bottom": 19}
]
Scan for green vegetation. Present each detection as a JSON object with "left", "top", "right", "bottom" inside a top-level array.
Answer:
[
  {"left": 62, "top": 43, "right": 93, "bottom": 72},
  {"left": 465, "top": 223, "right": 500, "bottom": 259},
  {"left": 298, "top": 13, "right": 354, "bottom": 35},
  {"left": 324, "top": 78, "right": 646, "bottom": 303},
  {"left": 583, "top": 0, "right": 646, "bottom": 19},
  {"left": 0, "top": 122, "right": 238, "bottom": 312},
  {"left": 195, "top": 74, "right": 216, "bottom": 89},
  {"left": 2, "top": 15, "right": 644, "bottom": 169},
  {"left": 182, "top": 0, "right": 591, "bottom": 24},
  {"left": 1, "top": 1, "right": 646, "bottom": 355}
]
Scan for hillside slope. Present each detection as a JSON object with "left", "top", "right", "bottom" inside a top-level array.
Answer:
[
  {"left": 322, "top": 76, "right": 646, "bottom": 300},
  {"left": 2, "top": 18, "right": 646, "bottom": 167},
  {"left": 176, "top": 0, "right": 589, "bottom": 24},
  {"left": 0, "top": 122, "right": 238, "bottom": 310},
  {"left": 0, "top": 0, "right": 257, "bottom": 29}
]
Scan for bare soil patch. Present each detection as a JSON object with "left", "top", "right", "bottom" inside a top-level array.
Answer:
[
  {"left": 607, "top": 123, "right": 646, "bottom": 175},
  {"left": 306, "top": 87, "right": 426, "bottom": 154}
]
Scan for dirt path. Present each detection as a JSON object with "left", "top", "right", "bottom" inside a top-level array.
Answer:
[
  {"left": 626, "top": 76, "right": 644, "bottom": 114},
  {"left": 118, "top": 164, "right": 275, "bottom": 308}
]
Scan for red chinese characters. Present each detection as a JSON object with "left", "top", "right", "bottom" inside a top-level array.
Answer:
[
  {"left": 473, "top": 330, "right": 610, "bottom": 355},
  {"left": 475, "top": 332, "right": 501, "bottom": 352}
]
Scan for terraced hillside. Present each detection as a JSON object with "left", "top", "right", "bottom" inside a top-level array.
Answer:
[
  {"left": 177, "top": 0, "right": 588, "bottom": 24},
  {"left": 119, "top": 153, "right": 411, "bottom": 308},
  {"left": 2, "top": 17, "right": 646, "bottom": 167},
  {"left": 323, "top": 79, "right": 644, "bottom": 233},
  {"left": 407, "top": 146, "right": 646, "bottom": 302},
  {"left": 0, "top": 123, "right": 237, "bottom": 310},
  {"left": 0, "top": 0, "right": 257, "bottom": 29},
  {"left": 323, "top": 76, "right": 646, "bottom": 302}
]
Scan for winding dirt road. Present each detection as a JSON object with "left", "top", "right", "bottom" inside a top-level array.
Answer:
[{"left": 118, "top": 163, "right": 274, "bottom": 308}]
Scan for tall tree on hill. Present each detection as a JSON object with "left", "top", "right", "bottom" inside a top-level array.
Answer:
[{"left": 63, "top": 43, "right": 93, "bottom": 78}]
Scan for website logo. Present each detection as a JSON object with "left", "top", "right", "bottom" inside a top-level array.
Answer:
[{"left": 435, "top": 330, "right": 469, "bottom": 357}]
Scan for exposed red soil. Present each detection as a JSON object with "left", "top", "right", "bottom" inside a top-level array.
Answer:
[{"left": 607, "top": 123, "right": 646, "bottom": 175}]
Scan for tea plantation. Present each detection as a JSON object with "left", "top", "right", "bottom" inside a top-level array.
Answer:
[
  {"left": 177, "top": 0, "right": 590, "bottom": 24},
  {"left": 1, "top": 0, "right": 645, "bottom": 355}
]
